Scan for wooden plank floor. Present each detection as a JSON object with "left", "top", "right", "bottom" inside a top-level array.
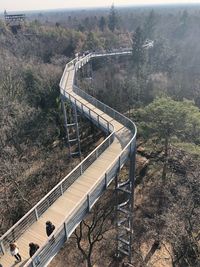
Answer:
[{"left": 0, "top": 65, "right": 132, "bottom": 267}]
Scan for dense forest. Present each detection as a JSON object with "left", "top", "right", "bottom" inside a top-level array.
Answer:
[{"left": 1, "top": 4, "right": 200, "bottom": 267}]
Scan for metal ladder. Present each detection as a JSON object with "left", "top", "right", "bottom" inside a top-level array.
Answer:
[
  {"left": 116, "top": 149, "right": 136, "bottom": 263},
  {"left": 61, "top": 97, "right": 81, "bottom": 158}
]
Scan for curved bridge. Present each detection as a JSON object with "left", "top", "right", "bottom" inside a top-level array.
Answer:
[{"left": 0, "top": 51, "right": 136, "bottom": 267}]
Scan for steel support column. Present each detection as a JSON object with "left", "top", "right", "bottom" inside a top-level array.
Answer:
[
  {"left": 116, "top": 145, "right": 136, "bottom": 263},
  {"left": 72, "top": 103, "right": 82, "bottom": 158},
  {"left": 61, "top": 98, "right": 71, "bottom": 157},
  {"left": 61, "top": 97, "right": 81, "bottom": 158}
]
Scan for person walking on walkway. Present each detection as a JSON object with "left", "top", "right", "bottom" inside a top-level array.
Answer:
[
  {"left": 29, "top": 242, "right": 40, "bottom": 265},
  {"left": 29, "top": 242, "right": 39, "bottom": 257},
  {"left": 9, "top": 243, "right": 22, "bottom": 263},
  {"left": 46, "top": 221, "right": 55, "bottom": 237}
]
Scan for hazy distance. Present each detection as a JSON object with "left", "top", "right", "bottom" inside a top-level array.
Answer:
[{"left": 1, "top": 0, "right": 200, "bottom": 12}]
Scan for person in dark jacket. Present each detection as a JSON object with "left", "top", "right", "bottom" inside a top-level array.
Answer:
[
  {"left": 29, "top": 242, "right": 39, "bottom": 257},
  {"left": 46, "top": 221, "right": 55, "bottom": 237}
]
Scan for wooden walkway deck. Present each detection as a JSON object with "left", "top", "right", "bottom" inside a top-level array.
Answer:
[{"left": 0, "top": 62, "right": 132, "bottom": 267}]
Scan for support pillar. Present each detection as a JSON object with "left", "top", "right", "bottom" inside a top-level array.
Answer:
[
  {"left": 116, "top": 144, "right": 136, "bottom": 263},
  {"left": 61, "top": 98, "right": 71, "bottom": 157},
  {"left": 61, "top": 96, "right": 81, "bottom": 158}
]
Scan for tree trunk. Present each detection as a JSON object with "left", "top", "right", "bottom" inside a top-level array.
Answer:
[{"left": 86, "top": 257, "right": 92, "bottom": 267}]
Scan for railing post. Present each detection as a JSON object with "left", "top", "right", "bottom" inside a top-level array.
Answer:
[
  {"left": 87, "top": 194, "right": 91, "bottom": 211},
  {"left": 0, "top": 241, "right": 5, "bottom": 255},
  {"left": 34, "top": 208, "right": 39, "bottom": 220},
  {"left": 105, "top": 173, "right": 108, "bottom": 188},
  {"left": 118, "top": 156, "right": 121, "bottom": 169},
  {"left": 95, "top": 149, "right": 98, "bottom": 158},
  {"left": 129, "top": 143, "right": 132, "bottom": 155},
  {"left": 113, "top": 110, "right": 116, "bottom": 119},
  {"left": 64, "top": 222, "right": 69, "bottom": 240},
  {"left": 80, "top": 164, "right": 83, "bottom": 174},
  {"left": 60, "top": 183, "right": 64, "bottom": 195}
]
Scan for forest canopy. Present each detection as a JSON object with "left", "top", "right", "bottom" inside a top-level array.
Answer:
[{"left": 1, "top": 4, "right": 200, "bottom": 267}]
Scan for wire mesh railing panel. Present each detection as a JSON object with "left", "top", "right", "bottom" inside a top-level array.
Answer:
[
  {"left": 2, "top": 209, "right": 36, "bottom": 250},
  {"left": 96, "top": 100, "right": 105, "bottom": 112},
  {"left": 48, "top": 186, "right": 63, "bottom": 206},
  {"left": 120, "top": 148, "right": 130, "bottom": 167},
  {"left": 114, "top": 112, "right": 127, "bottom": 125},
  {"left": 105, "top": 106, "right": 116, "bottom": 118},
  {"left": 89, "top": 178, "right": 106, "bottom": 204},
  {"left": 82, "top": 105, "right": 90, "bottom": 115},
  {"left": 89, "top": 110, "right": 98, "bottom": 122},
  {"left": 98, "top": 138, "right": 110, "bottom": 154},
  {"left": 67, "top": 199, "right": 88, "bottom": 234},
  {"left": 62, "top": 167, "right": 82, "bottom": 192},
  {"left": 99, "top": 116, "right": 108, "bottom": 129},
  {"left": 106, "top": 162, "right": 120, "bottom": 184},
  {"left": 82, "top": 151, "right": 97, "bottom": 173},
  {"left": 37, "top": 199, "right": 50, "bottom": 218}
]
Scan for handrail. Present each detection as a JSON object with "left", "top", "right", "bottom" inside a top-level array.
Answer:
[
  {"left": 73, "top": 85, "right": 136, "bottom": 137},
  {"left": 0, "top": 50, "right": 136, "bottom": 267}
]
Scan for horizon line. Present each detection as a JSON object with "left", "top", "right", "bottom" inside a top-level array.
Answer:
[{"left": 1, "top": 2, "right": 200, "bottom": 14}]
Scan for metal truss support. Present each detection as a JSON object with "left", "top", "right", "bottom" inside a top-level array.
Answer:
[
  {"left": 61, "top": 97, "right": 81, "bottom": 158},
  {"left": 116, "top": 146, "right": 136, "bottom": 263}
]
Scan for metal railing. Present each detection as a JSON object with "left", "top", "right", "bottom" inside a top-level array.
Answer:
[
  {"left": 0, "top": 50, "right": 136, "bottom": 267},
  {"left": 73, "top": 85, "right": 135, "bottom": 139}
]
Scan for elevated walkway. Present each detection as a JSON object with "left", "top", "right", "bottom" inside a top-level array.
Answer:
[{"left": 0, "top": 51, "right": 136, "bottom": 267}]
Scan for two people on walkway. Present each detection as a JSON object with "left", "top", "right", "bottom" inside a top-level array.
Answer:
[{"left": 9, "top": 242, "right": 39, "bottom": 264}]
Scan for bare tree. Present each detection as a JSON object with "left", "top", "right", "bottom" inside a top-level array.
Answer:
[{"left": 73, "top": 190, "right": 116, "bottom": 267}]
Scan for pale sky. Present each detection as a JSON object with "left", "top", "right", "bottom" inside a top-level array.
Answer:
[{"left": 1, "top": 0, "right": 200, "bottom": 12}]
